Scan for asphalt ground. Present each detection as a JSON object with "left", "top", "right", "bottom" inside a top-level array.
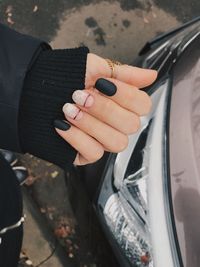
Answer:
[
  {"left": 0, "top": 0, "right": 199, "bottom": 62},
  {"left": 0, "top": 1, "right": 199, "bottom": 267},
  {"left": 0, "top": 0, "right": 199, "bottom": 41}
]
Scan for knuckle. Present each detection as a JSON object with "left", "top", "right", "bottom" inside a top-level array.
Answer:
[
  {"left": 126, "top": 115, "right": 141, "bottom": 134},
  {"left": 89, "top": 146, "right": 104, "bottom": 163},
  {"left": 140, "top": 91, "right": 152, "bottom": 115},
  {"left": 112, "top": 134, "right": 129, "bottom": 153},
  {"left": 133, "top": 115, "right": 141, "bottom": 133},
  {"left": 123, "top": 88, "right": 137, "bottom": 107},
  {"left": 125, "top": 86, "right": 136, "bottom": 103},
  {"left": 126, "top": 66, "right": 135, "bottom": 84},
  {"left": 104, "top": 98, "right": 114, "bottom": 112},
  {"left": 130, "top": 87, "right": 137, "bottom": 99}
]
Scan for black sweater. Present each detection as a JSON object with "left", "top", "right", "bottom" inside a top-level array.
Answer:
[
  {"left": 0, "top": 23, "right": 89, "bottom": 169},
  {"left": 19, "top": 47, "right": 89, "bottom": 169},
  {"left": 0, "top": 25, "right": 89, "bottom": 262}
]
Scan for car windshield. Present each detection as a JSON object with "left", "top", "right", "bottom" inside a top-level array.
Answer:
[{"left": 169, "top": 38, "right": 200, "bottom": 267}]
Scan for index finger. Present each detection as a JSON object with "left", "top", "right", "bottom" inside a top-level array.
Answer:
[
  {"left": 113, "top": 64, "right": 157, "bottom": 88},
  {"left": 86, "top": 54, "right": 157, "bottom": 89},
  {"left": 94, "top": 78, "right": 152, "bottom": 115}
]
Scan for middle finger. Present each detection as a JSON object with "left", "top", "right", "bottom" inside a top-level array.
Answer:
[{"left": 72, "top": 89, "right": 140, "bottom": 135}]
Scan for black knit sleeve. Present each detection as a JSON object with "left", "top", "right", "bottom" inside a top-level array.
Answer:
[{"left": 19, "top": 47, "right": 89, "bottom": 169}]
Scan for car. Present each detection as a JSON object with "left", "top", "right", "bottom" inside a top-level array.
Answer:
[{"left": 66, "top": 16, "right": 200, "bottom": 267}]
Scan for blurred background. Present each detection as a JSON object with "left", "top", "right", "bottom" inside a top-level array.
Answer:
[{"left": 0, "top": 0, "right": 199, "bottom": 266}]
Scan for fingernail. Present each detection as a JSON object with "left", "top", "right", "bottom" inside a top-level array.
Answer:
[
  {"left": 63, "top": 103, "right": 83, "bottom": 120},
  {"left": 72, "top": 90, "right": 94, "bottom": 108},
  {"left": 54, "top": 120, "right": 71, "bottom": 131},
  {"left": 95, "top": 78, "right": 117, "bottom": 96}
]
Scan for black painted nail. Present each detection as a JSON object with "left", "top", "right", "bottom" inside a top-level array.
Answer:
[
  {"left": 54, "top": 120, "right": 71, "bottom": 131},
  {"left": 95, "top": 78, "right": 117, "bottom": 96}
]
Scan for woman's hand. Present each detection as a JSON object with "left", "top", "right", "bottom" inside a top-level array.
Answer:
[{"left": 54, "top": 53, "right": 157, "bottom": 165}]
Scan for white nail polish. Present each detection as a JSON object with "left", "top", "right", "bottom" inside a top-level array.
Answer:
[
  {"left": 72, "top": 90, "right": 94, "bottom": 108},
  {"left": 63, "top": 103, "right": 80, "bottom": 119},
  {"left": 72, "top": 90, "right": 89, "bottom": 106}
]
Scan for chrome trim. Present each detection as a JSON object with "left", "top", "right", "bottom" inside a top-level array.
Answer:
[
  {"left": 113, "top": 86, "right": 163, "bottom": 189},
  {"left": 146, "top": 41, "right": 169, "bottom": 61},
  {"left": 147, "top": 82, "right": 178, "bottom": 267},
  {"left": 179, "top": 31, "right": 200, "bottom": 52}
]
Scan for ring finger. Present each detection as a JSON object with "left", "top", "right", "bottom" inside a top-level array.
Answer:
[{"left": 62, "top": 103, "right": 129, "bottom": 153}]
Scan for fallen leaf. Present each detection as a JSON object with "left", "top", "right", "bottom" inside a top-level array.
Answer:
[
  {"left": 51, "top": 171, "right": 59, "bottom": 178},
  {"left": 33, "top": 5, "right": 38, "bottom": 12},
  {"left": 55, "top": 225, "right": 71, "bottom": 238},
  {"left": 55, "top": 226, "right": 69, "bottom": 238},
  {"left": 7, "top": 17, "right": 14, "bottom": 25},
  {"left": 25, "top": 259, "right": 33, "bottom": 266}
]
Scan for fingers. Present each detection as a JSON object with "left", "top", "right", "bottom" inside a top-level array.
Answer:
[
  {"left": 54, "top": 120, "right": 104, "bottom": 165},
  {"left": 72, "top": 89, "right": 140, "bottom": 135},
  {"left": 62, "top": 104, "right": 129, "bottom": 153},
  {"left": 94, "top": 78, "right": 152, "bottom": 115},
  {"left": 113, "top": 64, "right": 157, "bottom": 88},
  {"left": 55, "top": 54, "right": 157, "bottom": 166},
  {"left": 85, "top": 53, "right": 157, "bottom": 89}
]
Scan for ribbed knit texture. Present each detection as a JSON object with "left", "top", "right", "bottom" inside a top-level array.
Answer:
[{"left": 19, "top": 47, "right": 89, "bottom": 169}]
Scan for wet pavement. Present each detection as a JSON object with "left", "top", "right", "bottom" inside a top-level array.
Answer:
[{"left": 0, "top": 0, "right": 199, "bottom": 266}]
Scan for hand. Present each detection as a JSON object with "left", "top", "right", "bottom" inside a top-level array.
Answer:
[{"left": 55, "top": 53, "right": 157, "bottom": 165}]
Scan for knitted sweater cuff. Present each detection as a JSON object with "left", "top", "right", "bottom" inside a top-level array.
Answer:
[{"left": 19, "top": 47, "right": 89, "bottom": 169}]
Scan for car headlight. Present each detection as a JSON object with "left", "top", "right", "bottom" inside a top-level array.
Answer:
[
  {"left": 97, "top": 80, "right": 179, "bottom": 267},
  {"left": 104, "top": 121, "right": 153, "bottom": 267}
]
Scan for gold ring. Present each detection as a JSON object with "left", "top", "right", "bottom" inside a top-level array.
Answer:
[{"left": 105, "top": 58, "right": 123, "bottom": 78}]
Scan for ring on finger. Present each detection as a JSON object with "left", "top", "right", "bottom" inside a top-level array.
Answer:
[{"left": 105, "top": 58, "right": 123, "bottom": 78}]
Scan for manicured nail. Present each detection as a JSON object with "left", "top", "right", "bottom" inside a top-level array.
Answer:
[
  {"left": 63, "top": 103, "right": 83, "bottom": 120},
  {"left": 54, "top": 120, "right": 71, "bottom": 131},
  {"left": 95, "top": 78, "right": 117, "bottom": 96},
  {"left": 72, "top": 90, "right": 94, "bottom": 108}
]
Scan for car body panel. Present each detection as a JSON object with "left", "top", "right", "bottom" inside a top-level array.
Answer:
[{"left": 169, "top": 35, "right": 200, "bottom": 267}]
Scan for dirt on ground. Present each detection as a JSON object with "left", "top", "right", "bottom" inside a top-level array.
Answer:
[{"left": 19, "top": 154, "right": 97, "bottom": 267}]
